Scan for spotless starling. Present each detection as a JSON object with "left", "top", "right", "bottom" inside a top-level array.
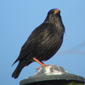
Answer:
[{"left": 12, "top": 9, "right": 65, "bottom": 78}]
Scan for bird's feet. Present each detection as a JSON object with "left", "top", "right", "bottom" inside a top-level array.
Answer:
[{"left": 33, "top": 57, "right": 46, "bottom": 67}]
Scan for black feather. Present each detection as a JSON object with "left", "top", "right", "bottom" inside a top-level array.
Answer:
[{"left": 12, "top": 9, "right": 65, "bottom": 78}]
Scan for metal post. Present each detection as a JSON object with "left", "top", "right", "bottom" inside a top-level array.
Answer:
[{"left": 20, "top": 65, "right": 85, "bottom": 85}]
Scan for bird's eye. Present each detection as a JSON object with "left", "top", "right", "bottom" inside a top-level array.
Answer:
[
  {"left": 50, "top": 10, "right": 57, "bottom": 14},
  {"left": 51, "top": 10, "right": 55, "bottom": 14}
]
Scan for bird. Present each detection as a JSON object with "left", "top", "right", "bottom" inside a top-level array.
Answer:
[{"left": 12, "top": 9, "right": 65, "bottom": 79}]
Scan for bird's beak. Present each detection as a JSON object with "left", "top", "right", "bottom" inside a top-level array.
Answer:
[{"left": 54, "top": 9, "right": 60, "bottom": 14}]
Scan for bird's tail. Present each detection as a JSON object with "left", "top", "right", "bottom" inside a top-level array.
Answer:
[{"left": 12, "top": 61, "right": 31, "bottom": 79}]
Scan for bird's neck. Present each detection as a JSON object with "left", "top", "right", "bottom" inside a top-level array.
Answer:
[
  {"left": 44, "top": 14, "right": 62, "bottom": 25},
  {"left": 44, "top": 15, "right": 65, "bottom": 33}
]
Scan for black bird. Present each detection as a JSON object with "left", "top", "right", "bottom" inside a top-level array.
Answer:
[{"left": 12, "top": 9, "right": 65, "bottom": 79}]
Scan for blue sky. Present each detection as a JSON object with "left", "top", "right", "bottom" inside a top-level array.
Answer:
[{"left": 0, "top": 0, "right": 85, "bottom": 85}]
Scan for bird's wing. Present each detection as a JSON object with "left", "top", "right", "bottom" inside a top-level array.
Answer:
[
  {"left": 18, "top": 23, "right": 57, "bottom": 60},
  {"left": 22, "top": 23, "right": 57, "bottom": 49}
]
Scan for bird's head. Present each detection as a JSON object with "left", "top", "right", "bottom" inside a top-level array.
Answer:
[
  {"left": 45, "top": 9, "right": 61, "bottom": 24},
  {"left": 48, "top": 9, "right": 60, "bottom": 16}
]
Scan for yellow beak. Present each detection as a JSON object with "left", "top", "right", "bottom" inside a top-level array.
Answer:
[{"left": 54, "top": 9, "right": 60, "bottom": 14}]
